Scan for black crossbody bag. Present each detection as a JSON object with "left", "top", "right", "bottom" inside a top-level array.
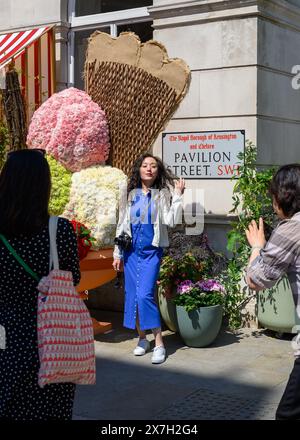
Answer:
[{"left": 114, "top": 195, "right": 152, "bottom": 252}]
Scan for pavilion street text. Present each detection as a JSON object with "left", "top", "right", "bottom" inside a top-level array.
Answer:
[{"left": 169, "top": 151, "right": 231, "bottom": 177}]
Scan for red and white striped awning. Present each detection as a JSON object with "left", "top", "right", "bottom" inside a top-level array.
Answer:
[
  {"left": 0, "top": 26, "right": 56, "bottom": 121},
  {"left": 0, "top": 27, "right": 49, "bottom": 69}
]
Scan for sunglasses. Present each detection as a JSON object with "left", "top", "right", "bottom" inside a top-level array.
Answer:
[{"left": 7, "top": 148, "right": 46, "bottom": 157}]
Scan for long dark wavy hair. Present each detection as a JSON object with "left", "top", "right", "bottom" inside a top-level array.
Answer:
[
  {"left": 0, "top": 150, "right": 51, "bottom": 237},
  {"left": 127, "top": 153, "right": 176, "bottom": 194}
]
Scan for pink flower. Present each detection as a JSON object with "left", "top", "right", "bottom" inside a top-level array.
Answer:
[
  {"left": 27, "top": 87, "right": 110, "bottom": 172},
  {"left": 177, "top": 280, "right": 193, "bottom": 294},
  {"left": 196, "top": 279, "right": 225, "bottom": 293}
]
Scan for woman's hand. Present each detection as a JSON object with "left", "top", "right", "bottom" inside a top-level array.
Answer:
[
  {"left": 174, "top": 177, "right": 185, "bottom": 195},
  {"left": 112, "top": 258, "right": 122, "bottom": 271},
  {"left": 245, "top": 217, "right": 266, "bottom": 248}
]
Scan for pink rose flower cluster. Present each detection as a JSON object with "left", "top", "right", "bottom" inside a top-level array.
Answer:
[{"left": 27, "top": 87, "right": 110, "bottom": 172}]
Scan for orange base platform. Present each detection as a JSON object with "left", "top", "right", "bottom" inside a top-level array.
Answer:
[
  {"left": 77, "top": 249, "right": 116, "bottom": 292},
  {"left": 92, "top": 318, "right": 112, "bottom": 335},
  {"left": 77, "top": 249, "right": 116, "bottom": 336}
]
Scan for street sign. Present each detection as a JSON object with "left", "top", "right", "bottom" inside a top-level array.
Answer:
[{"left": 162, "top": 130, "right": 245, "bottom": 179}]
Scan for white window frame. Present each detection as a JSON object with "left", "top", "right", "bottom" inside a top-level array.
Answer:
[
  {"left": 68, "top": 1, "right": 151, "bottom": 86},
  {"left": 71, "top": 8, "right": 150, "bottom": 28}
]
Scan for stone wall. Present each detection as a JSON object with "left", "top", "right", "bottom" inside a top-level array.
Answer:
[
  {"left": 0, "top": 0, "right": 69, "bottom": 92},
  {"left": 149, "top": 0, "right": 300, "bottom": 258},
  {"left": 0, "top": 0, "right": 67, "bottom": 29}
]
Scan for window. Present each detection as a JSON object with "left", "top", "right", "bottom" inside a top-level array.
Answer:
[
  {"left": 117, "top": 21, "right": 153, "bottom": 43},
  {"left": 75, "top": 0, "right": 153, "bottom": 16},
  {"left": 74, "top": 27, "right": 110, "bottom": 90},
  {"left": 70, "top": 0, "right": 153, "bottom": 89}
]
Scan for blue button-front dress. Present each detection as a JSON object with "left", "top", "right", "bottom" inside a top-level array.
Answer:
[{"left": 123, "top": 189, "right": 163, "bottom": 331}]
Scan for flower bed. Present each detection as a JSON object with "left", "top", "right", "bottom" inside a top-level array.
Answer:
[{"left": 158, "top": 229, "right": 227, "bottom": 298}]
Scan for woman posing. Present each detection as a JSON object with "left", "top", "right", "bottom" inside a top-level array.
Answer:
[{"left": 113, "top": 153, "right": 185, "bottom": 364}]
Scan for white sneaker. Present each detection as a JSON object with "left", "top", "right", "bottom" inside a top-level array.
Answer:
[
  {"left": 151, "top": 346, "right": 166, "bottom": 364},
  {"left": 133, "top": 339, "right": 150, "bottom": 356}
]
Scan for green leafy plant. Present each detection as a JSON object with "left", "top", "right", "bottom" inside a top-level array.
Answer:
[
  {"left": 221, "top": 141, "right": 277, "bottom": 328},
  {"left": 157, "top": 255, "right": 177, "bottom": 296},
  {"left": 158, "top": 252, "right": 208, "bottom": 297},
  {"left": 70, "top": 219, "right": 96, "bottom": 260},
  {"left": 158, "top": 228, "right": 228, "bottom": 295},
  {"left": 47, "top": 155, "right": 72, "bottom": 216}
]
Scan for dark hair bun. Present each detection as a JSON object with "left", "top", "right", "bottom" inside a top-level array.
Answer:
[{"left": 270, "top": 164, "right": 300, "bottom": 217}]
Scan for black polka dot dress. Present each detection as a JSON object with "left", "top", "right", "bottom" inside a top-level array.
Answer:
[{"left": 0, "top": 217, "right": 81, "bottom": 421}]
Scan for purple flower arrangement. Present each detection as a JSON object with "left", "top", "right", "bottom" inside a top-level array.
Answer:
[
  {"left": 195, "top": 279, "right": 225, "bottom": 293},
  {"left": 174, "top": 278, "right": 226, "bottom": 312}
]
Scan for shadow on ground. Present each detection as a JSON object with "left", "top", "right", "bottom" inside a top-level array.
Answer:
[
  {"left": 73, "top": 352, "right": 278, "bottom": 420},
  {"left": 73, "top": 309, "right": 286, "bottom": 420},
  {"left": 90, "top": 309, "right": 244, "bottom": 348}
]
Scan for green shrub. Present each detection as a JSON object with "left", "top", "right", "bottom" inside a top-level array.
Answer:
[
  {"left": 47, "top": 155, "right": 72, "bottom": 216},
  {"left": 220, "top": 141, "right": 277, "bottom": 328}
]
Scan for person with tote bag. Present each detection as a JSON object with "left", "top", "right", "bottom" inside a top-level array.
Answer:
[{"left": 0, "top": 149, "right": 89, "bottom": 421}]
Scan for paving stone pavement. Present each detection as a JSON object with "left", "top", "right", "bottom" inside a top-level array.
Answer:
[
  {"left": 155, "top": 388, "right": 278, "bottom": 420},
  {"left": 73, "top": 310, "right": 295, "bottom": 421}
]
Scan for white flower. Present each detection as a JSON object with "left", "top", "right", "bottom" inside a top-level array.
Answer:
[{"left": 63, "top": 165, "right": 127, "bottom": 249}]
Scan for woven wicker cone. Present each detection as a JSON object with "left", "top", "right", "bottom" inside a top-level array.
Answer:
[{"left": 86, "top": 60, "right": 178, "bottom": 175}]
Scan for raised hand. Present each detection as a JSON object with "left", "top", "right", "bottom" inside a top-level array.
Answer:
[
  {"left": 245, "top": 217, "right": 266, "bottom": 248},
  {"left": 175, "top": 177, "right": 185, "bottom": 195}
]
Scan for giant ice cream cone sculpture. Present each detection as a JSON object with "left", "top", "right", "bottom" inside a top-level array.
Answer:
[{"left": 85, "top": 32, "right": 190, "bottom": 174}]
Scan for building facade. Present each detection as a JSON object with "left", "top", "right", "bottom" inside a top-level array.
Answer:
[{"left": 1, "top": 0, "right": 300, "bottom": 254}]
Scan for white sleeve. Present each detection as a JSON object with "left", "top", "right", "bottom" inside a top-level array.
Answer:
[
  {"left": 113, "top": 200, "right": 127, "bottom": 261},
  {"left": 159, "top": 189, "right": 183, "bottom": 227}
]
